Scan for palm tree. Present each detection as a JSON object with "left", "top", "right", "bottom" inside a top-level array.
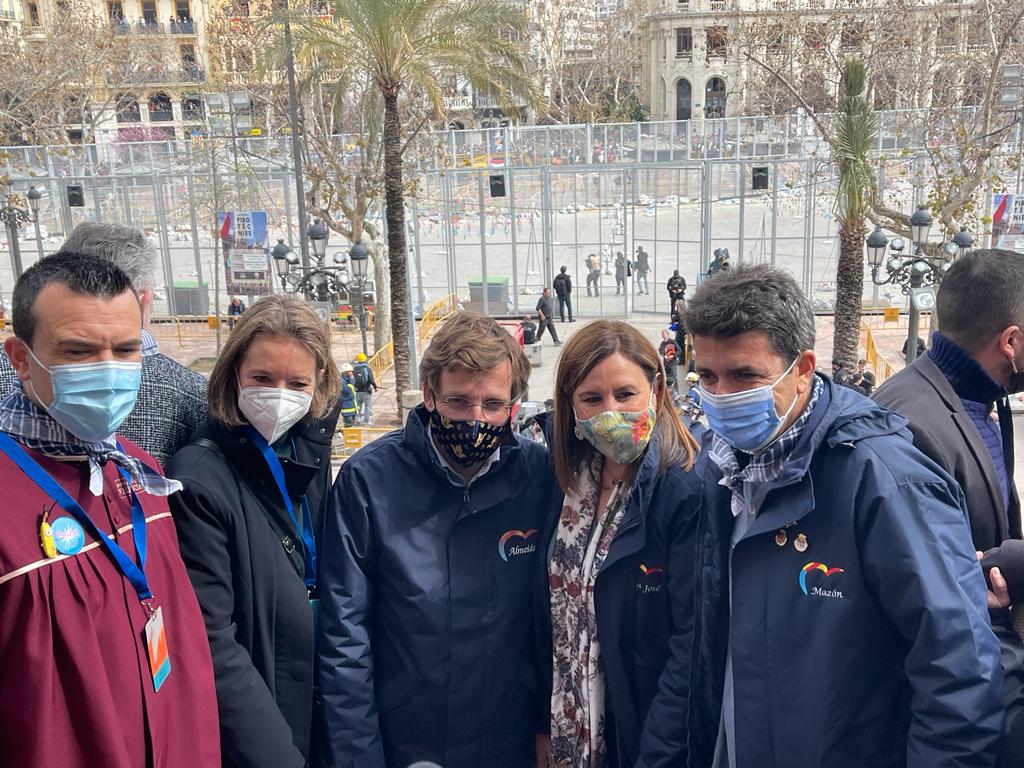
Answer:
[
  {"left": 282, "top": 0, "right": 535, "bottom": 414},
  {"left": 832, "top": 57, "right": 878, "bottom": 375}
]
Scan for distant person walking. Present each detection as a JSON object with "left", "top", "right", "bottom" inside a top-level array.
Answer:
[
  {"left": 553, "top": 265, "right": 575, "bottom": 322},
  {"left": 586, "top": 253, "right": 601, "bottom": 296},
  {"left": 635, "top": 246, "right": 650, "bottom": 294},
  {"left": 536, "top": 288, "right": 562, "bottom": 345},
  {"left": 614, "top": 251, "right": 627, "bottom": 295},
  {"left": 353, "top": 352, "right": 377, "bottom": 425},
  {"left": 667, "top": 270, "right": 686, "bottom": 317}
]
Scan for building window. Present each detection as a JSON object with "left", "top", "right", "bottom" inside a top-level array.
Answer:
[
  {"left": 840, "top": 21, "right": 865, "bottom": 51},
  {"left": 676, "top": 0, "right": 689, "bottom": 8},
  {"left": 705, "top": 76, "right": 726, "bottom": 118},
  {"left": 174, "top": 0, "right": 190, "bottom": 20},
  {"left": 706, "top": 27, "right": 727, "bottom": 58},
  {"left": 676, "top": 27, "right": 692, "bottom": 57},
  {"left": 107, "top": 0, "right": 123, "bottom": 20},
  {"left": 116, "top": 93, "right": 141, "bottom": 123},
  {"left": 182, "top": 96, "right": 203, "bottom": 120},
  {"left": 180, "top": 43, "right": 196, "bottom": 68},
  {"left": 709, "top": 0, "right": 727, "bottom": 9},
  {"left": 148, "top": 92, "right": 173, "bottom": 121},
  {"left": 26, "top": 1, "right": 38, "bottom": 23},
  {"left": 804, "top": 23, "right": 826, "bottom": 49},
  {"left": 141, "top": 0, "right": 157, "bottom": 24},
  {"left": 766, "top": 25, "right": 784, "bottom": 55}
]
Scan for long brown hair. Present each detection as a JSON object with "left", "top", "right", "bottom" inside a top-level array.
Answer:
[
  {"left": 207, "top": 295, "right": 341, "bottom": 427},
  {"left": 552, "top": 320, "right": 698, "bottom": 493}
]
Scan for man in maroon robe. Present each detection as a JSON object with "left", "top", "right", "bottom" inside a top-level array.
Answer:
[{"left": 0, "top": 252, "right": 219, "bottom": 767}]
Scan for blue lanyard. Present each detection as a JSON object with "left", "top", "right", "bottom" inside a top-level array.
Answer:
[
  {"left": 246, "top": 427, "right": 317, "bottom": 590},
  {"left": 0, "top": 432, "right": 153, "bottom": 602}
]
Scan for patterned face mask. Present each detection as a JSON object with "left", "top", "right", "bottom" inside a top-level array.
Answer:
[
  {"left": 429, "top": 408, "right": 509, "bottom": 468},
  {"left": 573, "top": 393, "right": 657, "bottom": 465}
]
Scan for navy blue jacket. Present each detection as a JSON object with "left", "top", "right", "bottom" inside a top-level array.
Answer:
[
  {"left": 540, "top": 431, "right": 701, "bottom": 767},
  {"left": 318, "top": 405, "right": 550, "bottom": 768},
  {"left": 688, "top": 377, "right": 1003, "bottom": 768}
]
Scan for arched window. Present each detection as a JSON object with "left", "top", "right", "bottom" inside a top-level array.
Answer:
[
  {"left": 148, "top": 92, "right": 173, "bottom": 122},
  {"left": 676, "top": 79, "right": 692, "bottom": 121},
  {"left": 116, "top": 93, "right": 141, "bottom": 123},
  {"left": 705, "top": 77, "right": 726, "bottom": 119}
]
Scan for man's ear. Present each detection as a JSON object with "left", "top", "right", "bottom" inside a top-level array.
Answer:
[
  {"left": 138, "top": 289, "right": 155, "bottom": 328},
  {"left": 422, "top": 384, "right": 434, "bottom": 411},
  {"left": 4, "top": 336, "right": 32, "bottom": 381}
]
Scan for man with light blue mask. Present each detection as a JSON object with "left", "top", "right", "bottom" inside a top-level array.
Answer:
[
  {"left": 0, "top": 252, "right": 221, "bottom": 767},
  {"left": 684, "top": 264, "right": 1004, "bottom": 768}
]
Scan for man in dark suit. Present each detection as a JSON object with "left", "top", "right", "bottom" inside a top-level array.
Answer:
[{"left": 874, "top": 248, "right": 1024, "bottom": 766}]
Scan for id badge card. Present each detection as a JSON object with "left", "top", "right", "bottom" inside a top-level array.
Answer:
[{"left": 145, "top": 606, "right": 172, "bottom": 693}]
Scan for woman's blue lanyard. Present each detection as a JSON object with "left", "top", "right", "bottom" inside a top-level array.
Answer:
[
  {"left": 246, "top": 427, "right": 317, "bottom": 591},
  {"left": 0, "top": 432, "right": 154, "bottom": 607}
]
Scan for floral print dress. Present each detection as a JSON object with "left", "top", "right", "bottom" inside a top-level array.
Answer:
[{"left": 549, "top": 455, "right": 632, "bottom": 768}]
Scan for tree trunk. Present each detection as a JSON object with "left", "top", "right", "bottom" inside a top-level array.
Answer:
[
  {"left": 833, "top": 220, "right": 867, "bottom": 371},
  {"left": 382, "top": 88, "right": 411, "bottom": 418}
]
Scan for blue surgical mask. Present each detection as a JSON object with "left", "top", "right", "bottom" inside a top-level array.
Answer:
[
  {"left": 700, "top": 358, "right": 799, "bottom": 454},
  {"left": 27, "top": 347, "right": 142, "bottom": 443}
]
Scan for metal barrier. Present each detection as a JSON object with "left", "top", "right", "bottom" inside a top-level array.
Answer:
[
  {"left": 332, "top": 426, "right": 395, "bottom": 461},
  {"left": 366, "top": 294, "right": 457, "bottom": 382},
  {"left": 417, "top": 294, "right": 457, "bottom": 349},
  {"left": 861, "top": 322, "right": 900, "bottom": 385}
]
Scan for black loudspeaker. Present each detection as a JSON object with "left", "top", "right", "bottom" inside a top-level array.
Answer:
[
  {"left": 66, "top": 184, "right": 85, "bottom": 207},
  {"left": 752, "top": 166, "right": 769, "bottom": 191},
  {"left": 489, "top": 174, "right": 506, "bottom": 198}
]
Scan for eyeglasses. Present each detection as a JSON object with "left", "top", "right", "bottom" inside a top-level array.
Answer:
[{"left": 436, "top": 394, "right": 513, "bottom": 420}]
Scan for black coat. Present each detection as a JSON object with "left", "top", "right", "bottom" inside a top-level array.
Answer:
[
  {"left": 539, "top": 432, "right": 700, "bottom": 768},
  {"left": 553, "top": 272, "right": 572, "bottom": 296},
  {"left": 167, "top": 406, "right": 340, "bottom": 768},
  {"left": 873, "top": 353, "right": 1021, "bottom": 553}
]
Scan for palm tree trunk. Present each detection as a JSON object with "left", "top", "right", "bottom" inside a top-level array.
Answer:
[
  {"left": 833, "top": 221, "right": 867, "bottom": 371},
  {"left": 382, "top": 88, "right": 411, "bottom": 419}
]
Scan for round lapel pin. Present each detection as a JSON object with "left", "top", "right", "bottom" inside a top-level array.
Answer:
[
  {"left": 774, "top": 529, "right": 788, "bottom": 547},
  {"left": 794, "top": 533, "right": 808, "bottom": 553},
  {"left": 50, "top": 517, "right": 86, "bottom": 556}
]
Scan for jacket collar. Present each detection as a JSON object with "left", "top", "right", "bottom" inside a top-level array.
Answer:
[
  {"left": 404, "top": 403, "right": 522, "bottom": 488},
  {"left": 738, "top": 376, "right": 910, "bottom": 539},
  {"left": 929, "top": 332, "right": 1006, "bottom": 405},
  {"left": 599, "top": 427, "right": 667, "bottom": 574}
]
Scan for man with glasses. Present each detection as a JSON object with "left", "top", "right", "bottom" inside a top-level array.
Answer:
[{"left": 318, "top": 312, "right": 550, "bottom": 768}]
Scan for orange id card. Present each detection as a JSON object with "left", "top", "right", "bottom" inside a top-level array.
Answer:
[{"left": 145, "top": 606, "right": 171, "bottom": 693}]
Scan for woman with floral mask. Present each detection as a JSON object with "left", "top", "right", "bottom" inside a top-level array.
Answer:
[
  {"left": 167, "top": 295, "right": 341, "bottom": 768},
  {"left": 541, "top": 320, "right": 701, "bottom": 768}
]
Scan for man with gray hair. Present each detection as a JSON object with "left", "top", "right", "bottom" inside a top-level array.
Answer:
[
  {"left": 0, "top": 222, "right": 207, "bottom": 465},
  {"left": 685, "top": 264, "right": 1003, "bottom": 768}
]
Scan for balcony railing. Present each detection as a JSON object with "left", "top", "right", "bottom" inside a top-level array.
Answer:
[
  {"left": 113, "top": 19, "right": 194, "bottom": 35},
  {"left": 148, "top": 109, "right": 174, "bottom": 122},
  {"left": 443, "top": 96, "right": 472, "bottom": 111},
  {"left": 119, "top": 68, "right": 206, "bottom": 85}
]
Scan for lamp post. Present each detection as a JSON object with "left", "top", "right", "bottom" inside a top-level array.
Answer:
[
  {"left": 348, "top": 241, "right": 371, "bottom": 356},
  {"left": 865, "top": 208, "right": 968, "bottom": 365},
  {"left": 271, "top": 238, "right": 296, "bottom": 291},
  {"left": 308, "top": 219, "right": 329, "bottom": 263},
  {"left": 0, "top": 184, "right": 40, "bottom": 280},
  {"left": 26, "top": 186, "right": 43, "bottom": 260}
]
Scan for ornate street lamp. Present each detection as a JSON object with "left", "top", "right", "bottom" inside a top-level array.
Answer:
[
  {"left": 865, "top": 214, "right": 971, "bottom": 365},
  {"left": 307, "top": 219, "right": 329, "bottom": 262},
  {"left": 0, "top": 183, "right": 41, "bottom": 279},
  {"left": 347, "top": 241, "right": 371, "bottom": 356}
]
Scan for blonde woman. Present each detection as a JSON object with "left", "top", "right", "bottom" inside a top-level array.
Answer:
[
  {"left": 542, "top": 320, "right": 701, "bottom": 768},
  {"left": 168, "top": 295, "right": 341, "bottom": 768}
]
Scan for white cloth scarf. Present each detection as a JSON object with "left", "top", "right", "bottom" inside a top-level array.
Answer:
[{"left": 549, "top": 456, "right": 631, "bottom": 768}]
